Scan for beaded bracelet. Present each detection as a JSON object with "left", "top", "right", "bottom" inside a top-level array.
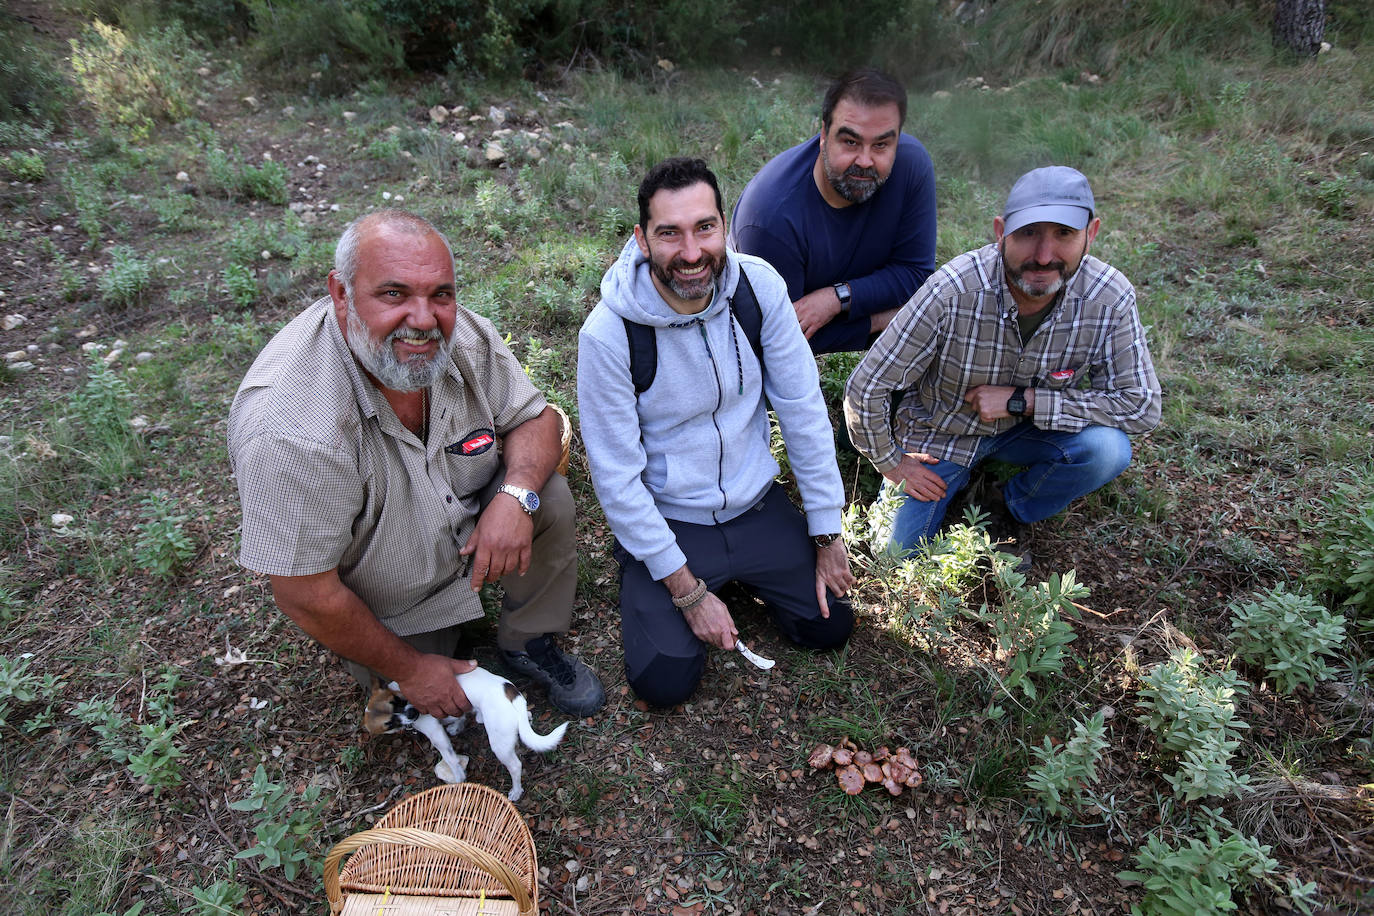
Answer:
[{"left": 670, "top": 576, "right": 709, "bottom": 610}]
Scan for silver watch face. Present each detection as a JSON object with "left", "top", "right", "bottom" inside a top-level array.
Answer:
[{"left": 521, "top": 491, "right": 540, "bottom": 513}]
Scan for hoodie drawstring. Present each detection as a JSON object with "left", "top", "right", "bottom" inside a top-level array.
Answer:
[{"left": 727, "top": 301, "right": 744, "bottom": 396}]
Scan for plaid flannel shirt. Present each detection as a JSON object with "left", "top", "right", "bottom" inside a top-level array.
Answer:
[{"left": 844, "top": 242, "right": 1161, "bottom": 472}]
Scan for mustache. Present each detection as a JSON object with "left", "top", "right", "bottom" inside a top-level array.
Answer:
[
  {"left": 844, "top": 164, "right": 879, "bottom": 179},
  {"left": 1017, "top": 260, "right": 1066, "bottom": 274},
  {"left": 669, "top": 255, "right": 715, "bottom": 271},
  {"left": 387, "top": 326, "right": 442, "bottom": 342}
]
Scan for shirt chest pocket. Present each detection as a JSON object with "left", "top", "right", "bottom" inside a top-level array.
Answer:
[{"left": 442, "top": 429, "right": 501, "bottom": 499}]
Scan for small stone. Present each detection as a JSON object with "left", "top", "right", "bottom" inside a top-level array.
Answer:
[
  {"left": 282, "top": 105, "right": 296, "bottom": 116},
  {"left": 130, "top": 415, "right": 149, "bottom": 430},
  {"left": 2, "top": 314, "right": 26, "bottom": 331},
  {"left": 8, "top": 361, "right": 34, "bottom": 372},
  {"left": 452, "top": 130, "right": 467, "bottom": 143},
  {"left": 5, "top": 350, "right": 25, "bottom": 362},
  {"left": 342, "top": 111, "right": 356, "bottom": 121},
  {"left": 51, "top": 225, "right": 64, "bottom": 234},
  {"left": 176, "top": 171, "right": 190, "bottom": 182},
  {"left": 102, "top": 349, "right": 123, "bottom": 365},
  {"left": 429, "top": 104, "right": 449, "bottom": 123},
  {"left": 135, "top": 351, "right": 153, "bottom": 363},
  {"left": 484, "top": 142, "right": 506, "bottom": 164},
  {"left": 51, "top": 512, "right": 74, "bottom": 529},
  {"left": 260, "top": 250, "right": 271, "bottom": 260},
  {"left": 565, "top": 860, "right": 581, "bottom": 875},
  {"left": 657, "top": 58, "right": 675, "bottom": 72},
  {"left": 488, "top": 105, "right": 507, "bottom": 123},
  {"left": 242, "top": 96, "right": 259, "bottom": 109}
]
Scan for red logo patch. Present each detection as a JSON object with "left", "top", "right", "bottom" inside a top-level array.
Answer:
[
  {"left": 1049, "top": 369, "right": 1075, "bottom": 381},
  {"left": 462, "top": 434, "right": 494, "bottom": 454}
]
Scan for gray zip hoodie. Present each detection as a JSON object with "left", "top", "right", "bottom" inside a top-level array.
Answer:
[{"left": 577, "top": 236, "right": 845, "bottom": 581}]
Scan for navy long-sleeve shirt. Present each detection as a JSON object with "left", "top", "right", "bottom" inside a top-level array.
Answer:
[{"left": 729, "top": 133, "right": 938, "bottom": 353}]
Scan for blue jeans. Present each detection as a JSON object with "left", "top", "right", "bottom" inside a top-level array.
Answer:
[{"left": 890, "top": 423, "right": 1132, "bottom": 553}]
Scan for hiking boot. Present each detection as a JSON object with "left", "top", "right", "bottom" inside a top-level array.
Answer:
[
  {"left": 983, "top": 484, "right": 1033, "bottom": 574},
  {"left": 501, "top": 635, "right": 606, "bottom": 717}
]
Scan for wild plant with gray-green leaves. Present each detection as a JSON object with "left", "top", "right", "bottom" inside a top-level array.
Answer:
[
  {"left": 1136, "top": 649, "right": 1250, "bottom": 801},
  {"left": 1026, "top": 710, "right": 1109, "bottom": 816},
  {"left": 1229, "top": 585, "right": 1345, "bottom": 694},
  {"left": 230, "top": 764, "right": 328, "bottom": 881},
  {"left": 1302, "top": 480, "right": 1374, "bottom": 632}
]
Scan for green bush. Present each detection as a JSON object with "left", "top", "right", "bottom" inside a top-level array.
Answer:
[
  {"left": 133, "top": 492, "right": 197, "bottom": 579},
  {"left": 1119, "top": 823, "right": 1315, "bottom": 916},
  {"left": 243, "top": 0, "right": 403, "bottom": 92},
  {"left": 69, "top": 20, "right": 207, "bottom": 139},
  {"left": 223, "top": 263, "right": 258, "bottom": 308},
  {"left": 204, "top": 147, "right": 289, "bottom": 203},
  {"left": 1, "top": 150, "right": 44, "bottom": 181},
  {"left": 1136, "top": 649, "right": 1250, "bottom": 801},
  {"left": 98, "top": 246, "right": 152, "bottom": 308},
  {"left": 0, "top": 19, "right": 67, "bottom": 120},
  {"left": 1230, "top": 586, "right": 1346, "bottom": 694},
  {"left": 1302, "top": 479, "right": 1374, "bottom": 631},
  {"left": 1026, "top": 710, "right": 1109, "bottom": 816}
]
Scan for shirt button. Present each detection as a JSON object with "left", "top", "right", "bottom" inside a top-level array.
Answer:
[{"left": 446, "top": 495, "right": 452, "bottom": 503}]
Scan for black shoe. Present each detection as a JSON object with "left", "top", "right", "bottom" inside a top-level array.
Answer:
[
  {"left": 501, "top": 635, "right": 606, "bottom": 717},
  {"left": 984, "top": 484, "right": 1032, "bottom": 573}
]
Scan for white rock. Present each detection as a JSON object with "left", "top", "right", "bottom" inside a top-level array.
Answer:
[
  {"left": 575, "top": 874, "right": 589, "bottom": 893},
  {"left": 342, "top": 111, "right": 357, "bottom": 121},
  {"left": 282, "top": 106, "right": 296, "bottom": 116},
  {"left": 25, "top": 344, "right": 38, "bottom": 354},
  {"left": 7, "top": 361, "right": 34, "bottom": 372},
  {"left": 81, "top": 341, "right": 105, "bottom": 353},
  {"left": 429, "top": 104, "right": 449, "bottom": 123},
  {"left": 51, "top": 225, "right": 64, "bottom": 233},
  {"left": 113, "top": 338, "right": 128, "bottom": 349},
  {"left": 102, "top": 348, "right": 123, "bottom": 365},
  {"left": 242, "top": 96, "right": 259, "bottom": 109},
  {"left": 130, "top": 415, "right": 149, "bottom": 430},
  {"left": 488, "top": 106, "right": 507, "bottom": 123},
  {"left": 260, "top": 250, "right": 271, "bottom": 260},
  {"left": 176, "top": 171, "right": 190, "bottom": 182},
  {"left": 485, "top": 142, "right": 506, "bottom": 163},
  {"left": 329, "top": 204, "right": 339, "bottom": 212},
  {"left": 135, "top": 351, "right": 153, "bottom": 363},
  {"left": 261, "top": 151, "right": 273, "bottom": 161},
  {"left": 385, "top": 125, "right": 401, "bottom": 135},
  {"left": 5, "top": 350, "right": 25, "bottom": 362},
  {"left": 2, "top": 314, "right": 26, "bottom": 330},
  {"left": 452, "top": 131, "right": 466, "bottom": 143},
  {"left": 382, "top": 191, "right": 392, "bottom": 200},
  {"left": 565, "top": 860, "right": 581, "bottom": 875},
  {"left": 51, "top": 513, "right": 74, "bottom": 529}
]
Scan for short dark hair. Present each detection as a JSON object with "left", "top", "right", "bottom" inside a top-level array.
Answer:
[
  {"left": 637, "top": 157, "right": 724, "bottom": 231},
  {"left": 821, "top": 68, "right": 907, "bottom": 132}
]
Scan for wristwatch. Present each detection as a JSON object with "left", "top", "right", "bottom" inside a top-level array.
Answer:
[
  {"left": 1007, "top": 386, "right": 1028, "bottom": 417},
  {"left": 813, "top": 533, "right": 841, "bottom": 548},
  {"left": 833, "top": 282, "right": 852, "bottom": 315},
  {"left": 498, "top": 484, "right": 540, "bottom": 515}
]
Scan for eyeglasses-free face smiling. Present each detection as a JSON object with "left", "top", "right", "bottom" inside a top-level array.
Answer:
[{"left": 633, "top": 181, "right": 727, "bottom": 314}]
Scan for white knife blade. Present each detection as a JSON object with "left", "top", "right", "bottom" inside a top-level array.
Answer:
[{"left": 735, "top": 639, "right": 775, "bottom": 670}]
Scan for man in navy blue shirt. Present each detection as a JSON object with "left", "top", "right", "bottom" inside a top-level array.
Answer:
[{"left": 729, "top": 68, "right": 937, "bottom": 354}]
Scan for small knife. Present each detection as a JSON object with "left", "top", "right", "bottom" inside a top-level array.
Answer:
[{"left": 735, "top": 639, "right": 775, "bottom": 670}]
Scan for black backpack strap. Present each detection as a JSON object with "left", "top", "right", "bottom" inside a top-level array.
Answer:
[
  {"left": 730, "top": 267, "right": 765, "bottom": 365},
  {"left": 623, "top": 317, "right": 657, "bottom": 395}
]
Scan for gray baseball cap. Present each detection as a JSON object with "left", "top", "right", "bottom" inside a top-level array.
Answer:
[{"left": 1003, "top": 166, "right": 1095, "bottom": 234}]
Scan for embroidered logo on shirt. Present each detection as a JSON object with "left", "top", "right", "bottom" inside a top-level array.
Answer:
[
  {"left": 1049, "top": 369, "right": 1076, "bottom": 381},
  {"left": 447, "top": 429, "right": 495, "bottom": 456}
]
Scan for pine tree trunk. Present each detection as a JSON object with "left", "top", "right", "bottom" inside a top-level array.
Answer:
[{"left": 1273, "top": 0, "right": 1326, "bottom": 57}]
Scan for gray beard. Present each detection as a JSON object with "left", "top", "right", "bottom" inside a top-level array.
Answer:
[{"left": 345, "top": 296, "right": 451, "bottom": 392}]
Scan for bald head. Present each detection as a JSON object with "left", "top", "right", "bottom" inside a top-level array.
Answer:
[{"left": 333, "top": 209, "right": 455, "bottom": 294}]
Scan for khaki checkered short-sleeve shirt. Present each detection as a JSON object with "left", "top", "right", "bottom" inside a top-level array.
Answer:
[{"left": 228, "top": 297, "right": 547, "bottom": 636}]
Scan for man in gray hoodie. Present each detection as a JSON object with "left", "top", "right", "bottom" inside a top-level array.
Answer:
[{"left": 578, "top": 158, "right": 855, "bottom": 708}]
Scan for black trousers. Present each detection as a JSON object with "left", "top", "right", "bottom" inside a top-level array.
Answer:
[{"left": 616, "top": 483, "right": 853, "bottom": 707}]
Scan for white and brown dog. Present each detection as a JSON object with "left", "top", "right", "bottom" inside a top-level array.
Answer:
[{"left": 364, "top": 667, "right": 567, "bottom": 801}]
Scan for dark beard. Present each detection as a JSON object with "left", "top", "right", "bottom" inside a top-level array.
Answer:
[
  {"left": 651, "top": 252, "right": 723, "bottom": 302},
  {"left": 824, "top": 154, "right": 887, "bottom": 204}
]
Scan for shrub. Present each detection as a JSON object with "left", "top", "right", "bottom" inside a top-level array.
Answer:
[
  {"left": 0, "top": 19, "right": 67, "bottom": 120},
  {"left": 1302, "top": 479, "right": 1374, "bottom": 631},
  {"left": 1, "top": 150, "right": 45, "bottom": 181},
  {"left": 69, "top": 21, "right": 206, "bottom": 139},
  {"left": 1119, "top": 822, "right": 1317, "bottom": 916},
  {"left": 98, "top": 246, "right": 152, "bottom": 308},
  {"left": 229, "top": 763, "right": 328, "bottom": 880},
  {"left": 223, "top": 263, "right": 258, "bottom": 308},
  {"left": 1136, "top": 649, "right": 1250, "bottom": 801},
  {"left": 243, "top": 0, "right": 403, "bottom": 93},
  {"left": 1026, "top": 710, "right": 1109, "bottom": 816},
  {"left": 133, "top": 492, "right": 197, "bottom": 579},
  {"left": 204, "top": 147, "right": 289, "bottom": 203},
  {"left": 1229, "top": 586, "right": 1346, "bottom": 694}
]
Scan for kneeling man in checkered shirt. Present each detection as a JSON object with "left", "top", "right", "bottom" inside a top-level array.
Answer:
[
  {"left": 844, "top": 166, "right": 1162, "bottom": 568},
  {"left": 229, "top": 210, "right": 605, "bottom": 719}
]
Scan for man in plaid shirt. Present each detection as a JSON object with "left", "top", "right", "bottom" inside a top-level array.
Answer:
[{"left": 843, "top": 166, "right": 1161, "bottom": 564}]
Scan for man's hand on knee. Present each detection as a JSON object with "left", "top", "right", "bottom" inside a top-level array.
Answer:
[
  {"left": 396, "top": 654, "right": 477, "bottom": 719},
  {"left": 888, "top": 453, "right": 946, "bottom": 501},
  {"left": 463, "top": 498, "right": 534, "bottom": 589}
]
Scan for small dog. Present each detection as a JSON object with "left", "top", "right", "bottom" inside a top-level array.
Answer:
[{"left": 363, "top": 666, "right": 567, "bottom": 801}]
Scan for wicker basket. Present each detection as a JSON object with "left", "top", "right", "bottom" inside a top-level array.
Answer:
[
  {"left": 552, "top": 403, "right": 572, "bottom": 477},
  {"left": 324, "top": 783, "right": 539, "bottom": 916}
]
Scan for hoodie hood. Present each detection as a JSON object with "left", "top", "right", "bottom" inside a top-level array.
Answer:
[{"left": 599, "top": 236, "right": 740, "bottom": 328}]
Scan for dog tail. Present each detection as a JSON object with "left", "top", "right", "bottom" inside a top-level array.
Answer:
[{"left": 514, "top": 695, "right": 568, "bottom": 752}]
